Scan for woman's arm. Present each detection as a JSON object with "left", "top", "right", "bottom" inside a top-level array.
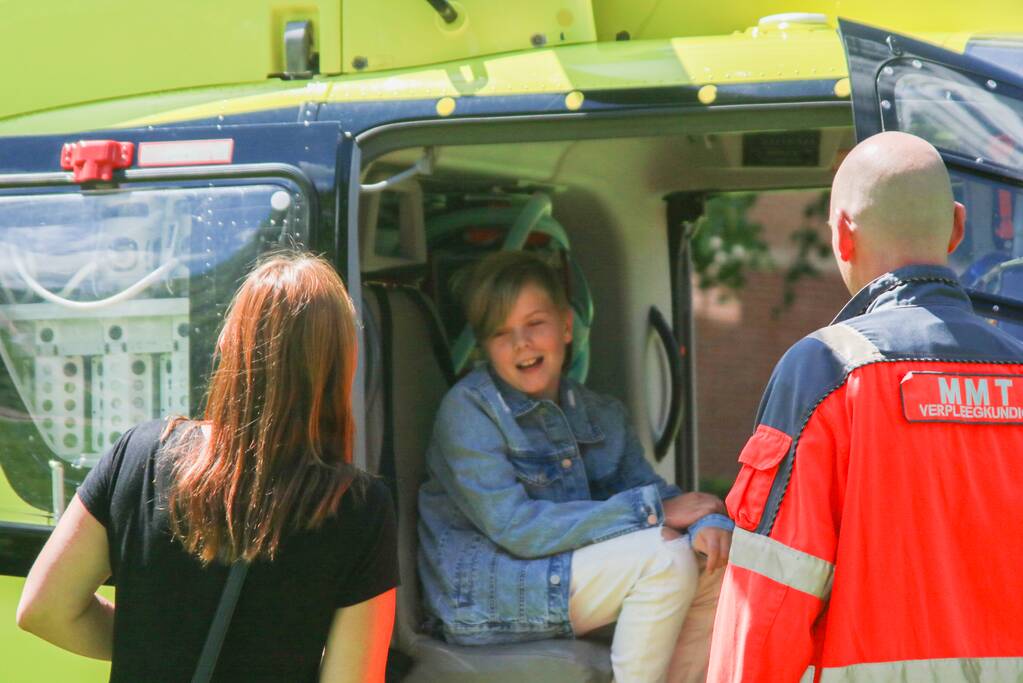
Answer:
[
  {"left": 16, "top": 495, "right": 114, "bottom": 660},
  {"left": 319, "top": 588, "right": 396, "bottom": 683}
]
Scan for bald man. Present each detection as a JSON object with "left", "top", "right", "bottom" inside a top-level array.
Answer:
[{"left": 707, "top": 132, "right": 1023, "bottom": 682}]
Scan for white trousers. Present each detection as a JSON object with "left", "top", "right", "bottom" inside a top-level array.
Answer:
[{"left": 569, "top": 527, "right": 722, "bottom": 683}]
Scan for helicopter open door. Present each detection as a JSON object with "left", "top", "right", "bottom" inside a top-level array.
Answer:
[{"left": 840, "top": 18, "right": 1023, "bottom": 334}]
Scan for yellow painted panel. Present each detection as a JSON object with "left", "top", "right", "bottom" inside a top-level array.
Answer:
[
  {"left": 119, "top": 81, "right": 330, "bottom": 128},
  {"left": 342, "top": 1, "right": 596, "bottom": 73},
  {"left": 5, "top": 20, "right": 1021, "bottom": 135},
  {"left": 8, "top": 0, "right": 1023, "bottom": 127},
  {"left": 668, "top": 27, "right": 847, "bottom": 84},
  {"left": 0, "top": 576, "right": 112, "bottom": 682},
  {"left": 2, "top": 0, "right": 339, "bottom": 121},
  {"left": 592, "top": 0, "right": 1023, "bottom": 41},
  {"left": 0, "top": 467, "right": 50, "bottom": 527}
]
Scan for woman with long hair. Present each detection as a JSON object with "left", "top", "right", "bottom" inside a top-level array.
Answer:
[{"left": 17, "top": 252, "right": 397, "bottom": 682}]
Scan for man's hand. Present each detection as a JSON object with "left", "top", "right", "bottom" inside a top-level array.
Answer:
[
  {"left": 662, "top": 492, "right": 725, "bottom": 530},
  {"left": 692, "top": 526, "right": 732, "bottom": 572}
]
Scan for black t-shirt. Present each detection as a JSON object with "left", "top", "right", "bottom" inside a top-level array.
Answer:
[{"left": 77, "top": 419, "right": 398, "bottom": 683}]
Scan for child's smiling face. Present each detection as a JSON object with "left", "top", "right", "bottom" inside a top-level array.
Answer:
[{"left": 483, "top": 283, "right": 573, "bottom": 403}]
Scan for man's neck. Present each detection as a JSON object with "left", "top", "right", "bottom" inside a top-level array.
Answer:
[{"left": 851, "top": 257, "right": 948, "bottom": 294}]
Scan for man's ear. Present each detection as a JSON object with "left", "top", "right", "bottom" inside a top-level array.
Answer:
[
  {"left": 834, "top": 209, "right": 856, "bottom": 262},
  {"left": 563, "top": 308, "right": 574, "bottom": 345},
  {"left": 948, "top": 201, "right": 966, "bottom": 254}
]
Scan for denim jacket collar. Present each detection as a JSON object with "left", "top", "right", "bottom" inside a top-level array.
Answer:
[
  {"left": 831, "top": 264, "right": 970, "bottom": 325},
  {"left": 485, "top": 365, "right": 604, "bottom": 443}
]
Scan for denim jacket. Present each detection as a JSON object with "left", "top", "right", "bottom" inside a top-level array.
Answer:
[{"left": 417, "top": 365, "right": 681, "bottom": 645}]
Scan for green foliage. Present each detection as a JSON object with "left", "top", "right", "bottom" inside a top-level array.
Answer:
[
  {"left": 690, "top": 193, "right": 770, "bottom": 293},
  {"left": 689, "top": 191, "right": 832, "bottom": 313},
  {"left": 776, "top": 192, "right": 833, "bottom": 313}
]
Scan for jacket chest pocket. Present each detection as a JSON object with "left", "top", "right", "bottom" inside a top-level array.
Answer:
[
  {"left": 508, "top": 453, "right": 569, "bottom": 500},
  {"left": 726, "top": 424, "right": 791, "bottom": 531}
]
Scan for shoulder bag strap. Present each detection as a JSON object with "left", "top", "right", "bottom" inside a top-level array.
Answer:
[{"left": 190, "top": 560, "right": 249, "bottom": 683}]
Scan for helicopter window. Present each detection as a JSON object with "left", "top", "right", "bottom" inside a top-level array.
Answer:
[
  {"left": 951, "top": 171, "right": 1023, "bottom": 337},
  {"left": 877, "top": 61, "right": 1023, "bottom": 335},
  {"left": 0, "top": 182, "right": 306, "bottom": 519},
  {"left": 882, "top": 59, "right": 1023, "bottom": 174}
]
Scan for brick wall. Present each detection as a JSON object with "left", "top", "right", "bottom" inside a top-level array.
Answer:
[{"left": 694, "top": 191, "right": 849, "bottom": 488}]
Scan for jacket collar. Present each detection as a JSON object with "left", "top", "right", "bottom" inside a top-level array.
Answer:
[
  {"left": 485, "top": 365, "right": 604, "bottom": 443},
  {"left": 832, "top": 264, "right": 970, "bottom": 325}
]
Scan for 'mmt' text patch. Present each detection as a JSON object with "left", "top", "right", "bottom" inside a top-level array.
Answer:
[{"left": 901, "top": 371, "right": 1023, "bottom": 424}]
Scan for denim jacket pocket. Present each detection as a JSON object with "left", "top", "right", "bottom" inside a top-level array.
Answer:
[
  {"left": 726, "top": 424, "right": 791, "bottom": 531},
  {"left": 507, "top": 452, "right": 568, "bottom": 499},
  {"left": 453, "top": 534, "right": 494, "bottom": 622}
]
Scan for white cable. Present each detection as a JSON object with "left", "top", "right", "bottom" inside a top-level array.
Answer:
[{"left": 10, "top": 246, "right": 179, "bottom": 311}]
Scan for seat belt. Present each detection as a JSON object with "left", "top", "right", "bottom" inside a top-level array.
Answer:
[
  {"left": 397, "top": 287, "right": 456, "bottom": 385},
  {"left": 365, "top": 285, "right": 399, "bottom": 507},
  {"left": 364, "top": 284, "right": 456, "bottom": 511}
]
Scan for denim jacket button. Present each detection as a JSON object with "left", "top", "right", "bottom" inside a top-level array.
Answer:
[
  {"left": 550, "top": 574, "right": 561, "bottom": 586},
  {"left": 561, "top": 458, "right": 572, "bottom": 469},
  {"left": 646, "top": 514, "right": 658, "bottom": 526}
]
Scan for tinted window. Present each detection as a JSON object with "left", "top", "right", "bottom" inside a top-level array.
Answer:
[
  {"left": 951, "top": 170, "right": 1023, "bottom": 337},
  {"left": 879, "top": 58, "right": 1023, "bottom": 334},
  {"left": 0, "top": 183, "right": 306, "bottom": 519},
  {"left": 882, "top": 58, "right": 1023, "bottom": 174}
]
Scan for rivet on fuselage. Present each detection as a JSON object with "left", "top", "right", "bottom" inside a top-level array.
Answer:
[
  {"left": 698, "top": 85, "right": 718, "bottom": 105},
  {"left": 436, "top": 97, "right": 457, "bottom": 117}
]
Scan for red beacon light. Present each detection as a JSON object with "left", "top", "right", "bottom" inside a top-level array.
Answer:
[{"left": 60, "top": 140, "right": 134, "bottom": 183}]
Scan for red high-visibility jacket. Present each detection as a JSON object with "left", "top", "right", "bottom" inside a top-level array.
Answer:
[{"left": 708, "top": 265, "right": 1023, "bottom": 683}]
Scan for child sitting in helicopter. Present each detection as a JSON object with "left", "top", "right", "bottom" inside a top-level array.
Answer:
[{"left": 417, "top": 250, "right": 732, "bottom": 683}]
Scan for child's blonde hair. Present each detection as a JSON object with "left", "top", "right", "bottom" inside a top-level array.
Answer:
[{"left": 464, "top": 251, "right": 570, "bottom": 342}]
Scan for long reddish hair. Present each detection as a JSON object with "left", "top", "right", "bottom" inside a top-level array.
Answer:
[{"left": 166, "top": 252, "right": 359, "bottom": 563}]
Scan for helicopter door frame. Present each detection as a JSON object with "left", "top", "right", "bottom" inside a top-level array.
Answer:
[
  {"left": 348, "top": 105, "right": 851, "bottom": 489},
  {"left": 840, "top": 18, "right": 1023, "bottom": 326}
]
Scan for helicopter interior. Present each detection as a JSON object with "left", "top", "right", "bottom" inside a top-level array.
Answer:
[
  {"left": 354, "top": 116, "right": 858, "bottom": 676},
  {"left": 357, "top": 118, "right": 858, "bottom": 468}
]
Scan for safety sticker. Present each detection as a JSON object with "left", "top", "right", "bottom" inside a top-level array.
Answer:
[
  {"left": 137, "top": 139, "right": 234, "bottom": 167},
  {"left": 901, "top": 371, "right": 1023, "bottom": 424}
]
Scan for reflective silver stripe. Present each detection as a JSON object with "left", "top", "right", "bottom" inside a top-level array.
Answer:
[
  {"left": 813, "top": 323, "right": 883, "bottom": 367},
  {"left": 820, "top": 656, "right": 1023, "bottom": 682},
  {"left": 728, "top": 527, "right": 834, "bottom": 599}
]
